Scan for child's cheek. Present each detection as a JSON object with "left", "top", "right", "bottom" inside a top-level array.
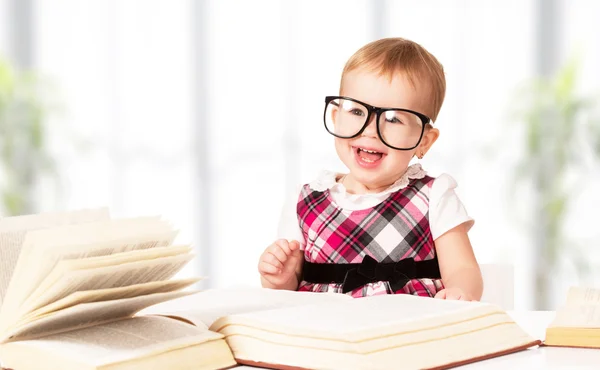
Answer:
[{"left": 386, "top": 151, "right": 414, "bottom": 172}]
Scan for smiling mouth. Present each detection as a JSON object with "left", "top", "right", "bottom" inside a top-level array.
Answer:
[{"left": 355, "top": 147, "right": 384, "bottom": 163}]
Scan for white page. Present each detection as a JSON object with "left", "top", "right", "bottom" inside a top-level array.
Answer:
[
  {"left": 211, "top": 294, "right": 495, "bottom": 340},
  {"left": 551, "top": 304, "right": 600, "bottom": 328},
  {"left": 0, "top": 208, "right": 109, "bottom": 308},
  {"left": 22, "top": 245, "right": 192, "bottom": 312},
  {"left": 0, "top": 217, "right": 176, "bottom": 327},
  {"left": 3, "top": 290, "right": 196, "bottom": 342},
  {"left": 0, "top": 316, "right": 220, "bottom": 367},
  {"left": 140, "top": 286, "right": 353, "bottom": 327},
  {"left": 567, "top": 287, "right": 600, "bottom": 305},
  {"left": 22, "top": 277, "right": 200, "bottom": 323},
  {"left": 19, "top": 252, "right": 194, "bottom": 318}
]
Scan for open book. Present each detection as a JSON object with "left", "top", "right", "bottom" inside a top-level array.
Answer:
[
  {"left": 1, "top": 286, "right": 542, "bottom": 370},
  {"left": 0, "top": 209, "right": 237, "bottom": 370},
  {"left": 148, "top": 288, "right": 544, "bottom": 370},
  {"left": 544, "top": 286, "right": 600, "bottom": 349}
]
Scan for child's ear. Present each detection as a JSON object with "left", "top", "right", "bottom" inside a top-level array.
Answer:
[{"left": 418, "top": 127, "right": 439, "bottom": 156}]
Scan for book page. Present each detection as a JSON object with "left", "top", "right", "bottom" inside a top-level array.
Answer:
[
  {"left": 17, "top": 252, "right": 194, "bottom": 319},
  {"left": 18, "top": 217, "right": 174, "bottom": 290},
  {"left": 0, "top": 208, "right": 109, "bottom": 309},
  {"left": 566, "top": 287, "right": 600, "bottom": 305},
  {"left": 24, "top": 245, "right": 192, "bottom": 310},
  {"left": 0, "top": 232, "right": 28, "bottom": 310},
  {"left": 550, "top": 304, "right": 600, "bottom": 328},
  {"left": 0, "top": 208, "right": 109, "bottom": 233},
  {"left": 210, "top": 293, "right": 497, "bottom": 341},
  {"left": 1, "top": 316, "right": 220, "bottom": 368},
  {"left": 20, "top": 216, "right": 168, "bottom": 247},
  {"left": 140, "top": 286, "right": 353, "bottom": 327},
  {"left": 21, "top": 278, "right": 200, "bottom": 324},
  {"left": 0, "top": 218, "right": 177, "bottom": 328},
  {"left": 2, "top": 290, "right": 196, "bottom": 342}
]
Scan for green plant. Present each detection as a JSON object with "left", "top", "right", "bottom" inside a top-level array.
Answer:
[
  {"left": 0, "top": 58, "right": 58, "bottom": 216},
  {"left": 508, "top": 56, "right": 600, "bottom": 310}
]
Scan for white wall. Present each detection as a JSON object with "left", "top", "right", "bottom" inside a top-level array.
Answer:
[
  {"left": 7, "top": 0, "right": 599, "bottom": 310},
  {"left": 0, "top": 0, "right": 8, "bottom": 57}
]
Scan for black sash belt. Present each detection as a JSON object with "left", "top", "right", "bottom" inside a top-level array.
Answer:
[{"left": 302, "top": 255, "right": 441, "bottom": 293}]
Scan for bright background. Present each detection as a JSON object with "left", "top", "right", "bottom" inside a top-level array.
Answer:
[{"left": 1, "top": 0, "right": 599, "bottom": 310}]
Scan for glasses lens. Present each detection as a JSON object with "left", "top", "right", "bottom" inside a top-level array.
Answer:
[
  {"left": 324, "top": 98, "right": 368, "bottom": 138},
  {"left": 378, "top": 110, "right": 424, "bottom": 149}
]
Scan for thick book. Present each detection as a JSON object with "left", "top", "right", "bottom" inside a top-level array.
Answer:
[
  {"left": 146, "top": 288, "right": 542, "bottom": 370},
  {"left": 544, "top": 286, "right": 600, "bottom": 349},
  {"left": 0, "top": 209, "right": 236, "bottom": 370}
]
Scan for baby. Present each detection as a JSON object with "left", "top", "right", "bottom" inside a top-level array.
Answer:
[{"left": 258, "top": 37, "right": 483, "bottom": 301}]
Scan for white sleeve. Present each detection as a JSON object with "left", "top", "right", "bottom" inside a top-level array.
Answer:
[
  {"left": 276, "top": 185, "right": 307, "bottom": 249},
  {"left": 429, "top": 174, "right": 475, "bottom": 240}
]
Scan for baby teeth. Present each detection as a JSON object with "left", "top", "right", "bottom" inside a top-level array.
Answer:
[{"left": 360, "top": 148, "right": 379, "bottom": 154}]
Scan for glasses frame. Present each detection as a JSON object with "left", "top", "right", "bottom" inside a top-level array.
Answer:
[{"left": 323, "top": 95, "right": 432, "bottom": 150}]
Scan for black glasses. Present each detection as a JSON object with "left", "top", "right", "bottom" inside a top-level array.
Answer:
[{"left": 323, "top": 96, "right": 431, "bottom": 150}]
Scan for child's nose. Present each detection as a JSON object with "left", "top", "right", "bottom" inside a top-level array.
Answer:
[{"left": 361, "top": 115, "right": 378, "bottom": 138}]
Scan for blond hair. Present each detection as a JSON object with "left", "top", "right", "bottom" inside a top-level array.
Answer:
[{"left": 340, "top": 38, "right": 446, "bottom": 122}]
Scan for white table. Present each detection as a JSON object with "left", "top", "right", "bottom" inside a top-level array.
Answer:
[{"left": 235, "top": 311, "right": 600, "bottom": 369}]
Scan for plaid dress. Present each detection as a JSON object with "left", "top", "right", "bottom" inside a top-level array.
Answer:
[{"left": 296, "top": 175, "right": 444, "bottom": 298}]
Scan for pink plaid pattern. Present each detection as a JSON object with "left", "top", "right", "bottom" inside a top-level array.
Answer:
[{"left": 297, "top": 176, "right": 444, "bottom": 298}]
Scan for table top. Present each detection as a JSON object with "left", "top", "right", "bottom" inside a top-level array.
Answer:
[{"left": 235, "top": 310, "right": 600, "bottom": 369}]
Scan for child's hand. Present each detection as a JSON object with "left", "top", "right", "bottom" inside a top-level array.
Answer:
[
  {"left": 434, "top": 287, "right": 474, "bottom": 301},
  {"left": 258, "top": 239, "right": 303, "bottom": 290}
]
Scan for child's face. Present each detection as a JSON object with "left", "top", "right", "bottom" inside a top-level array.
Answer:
[{"left": 334, "top": 68, "right": 439, "bottom": 190}]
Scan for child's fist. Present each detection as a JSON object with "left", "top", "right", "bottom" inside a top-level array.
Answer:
[
  {"left": 434, "top": 287, "right": 474, "bottom": 301},
  {"left": 258, "top": 239, "right": 302, "bottom": 289}
]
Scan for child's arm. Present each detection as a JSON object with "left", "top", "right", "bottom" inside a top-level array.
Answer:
[
  {"left": 434, "top": 223, "right": 483, "bottom": 301},
  {"left": 260, "top": 184, "right": 306, "bottom": 290}
]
